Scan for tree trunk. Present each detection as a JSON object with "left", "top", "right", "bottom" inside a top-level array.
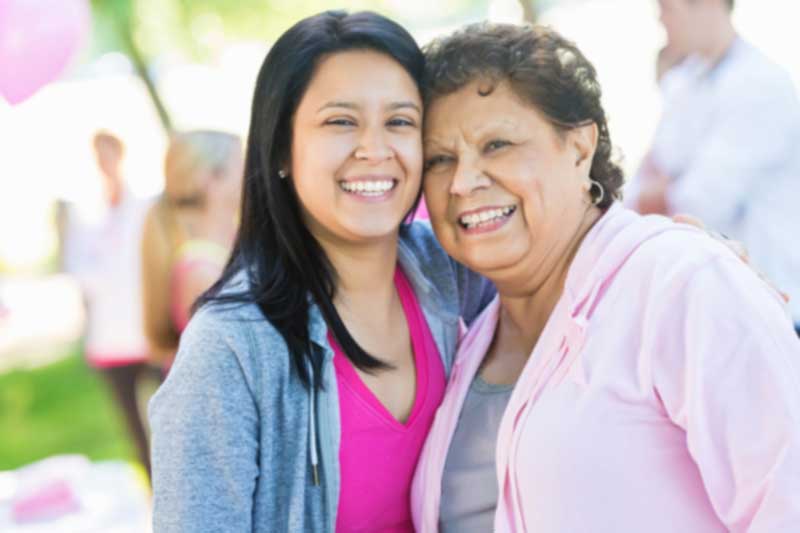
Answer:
[{"left": 518, "top": 0, "right": 538, "bottom": 24}]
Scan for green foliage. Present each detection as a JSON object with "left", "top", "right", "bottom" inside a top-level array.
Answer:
[
  {"left": 85, "top": 0, "right": 491, "bottom": 131},
  {"left": 89, "top": 0, "right": 136, "bottom": 55},
  {"left": 89, "top": 0, "right": 485, "bottom": 62},
  {"left": 0, "top": 350, "right": 136, "bottom": 471}
]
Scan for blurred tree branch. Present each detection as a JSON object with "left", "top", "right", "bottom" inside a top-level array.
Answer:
[{"left": 91, "top": 0, "right": 174, "bottom": 133}]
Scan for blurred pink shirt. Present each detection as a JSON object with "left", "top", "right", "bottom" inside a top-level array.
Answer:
[
  {"left": 170, "top": 239, "right": 229, "bottom": 333},
  {"left": 412, "top": 204, "right": 800, "bottom": 532}
]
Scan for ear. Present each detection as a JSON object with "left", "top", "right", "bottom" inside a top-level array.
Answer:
[{"left": 570, "top": 122, "right": 598, "bottom": 173}]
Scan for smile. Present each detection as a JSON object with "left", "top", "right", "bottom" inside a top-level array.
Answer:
[
  {"left": 338, "top": 178, "right": 397, "bottom": 197},
  {"left": 458, "top": 205, "right": 516, "bottom": 230}
]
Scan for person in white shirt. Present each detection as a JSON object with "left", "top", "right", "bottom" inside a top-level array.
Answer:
[
  {"left": 629, "top": 0, "right": 800, "bottom": 333},
  {"left": 58, "top": 131, "right": 156, "bottom": 474}
]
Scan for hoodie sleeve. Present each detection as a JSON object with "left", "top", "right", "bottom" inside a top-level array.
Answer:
[
  {"left": 648, "top": 253, "right": 800, "bottom": 532},
  {"left": 149, "top": 307, "right": 260, "bottom": 533},
  {"left": 452, "top": 258, "right": 496, "bottom": 326}
]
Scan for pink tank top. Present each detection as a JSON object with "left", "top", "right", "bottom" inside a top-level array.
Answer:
[
  {"left": 330, "top": 267, "right": 445, "bottom": 533},
  {"left": 170, "top": 239, "right": 229, "bottom": 332}
]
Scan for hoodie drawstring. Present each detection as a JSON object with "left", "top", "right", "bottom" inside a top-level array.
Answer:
[{"left": 306, "top": 358, "right": 320, "bottom": 486}]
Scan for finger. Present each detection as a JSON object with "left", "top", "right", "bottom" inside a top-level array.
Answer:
[
  {"left": 726, "top": 240, "right": 749, "bottom": 264},
  {"left": 753, "top": 268, "right": 788, "bottom": 303},
  {"left": 672, "top": 213, "right": 705, "bottom": 229}
]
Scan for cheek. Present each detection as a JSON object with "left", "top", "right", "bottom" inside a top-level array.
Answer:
[
  {"left": 291, "top": 133, "right": 348, "bottom": 198},
  {"left": 511, "top": 170, "right": 571, "bottom": 229},
  {"left": 423, "top": 173, "right": 455, "bottom": 224},
  {"left": 292, "top": 126, "right": 353, "bottom": 173},
  {"left": 422, "top": 174, "right": 460, "bottom": 249},
  {"left": 523, "top": 175, "right": 585, "bottom": 232},
  {"left": 396, "top": 136, "right": 423, "bottom": 183}
]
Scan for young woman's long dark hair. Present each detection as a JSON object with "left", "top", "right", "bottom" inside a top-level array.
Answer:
[{"left": 197, "top": 11, "right": 425, "bottom": 388}]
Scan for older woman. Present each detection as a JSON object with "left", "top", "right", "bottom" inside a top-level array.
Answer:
[{"left": 412, "top": 23, "right": 800, "bottom": 532}]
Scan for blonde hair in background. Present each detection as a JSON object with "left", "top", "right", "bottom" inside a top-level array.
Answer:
[
  {"left": 141, "top": 130, "right": 242, "bottom": 364},
  {"left": 163, "top": 130, "right": 242, "bottom": 207}
]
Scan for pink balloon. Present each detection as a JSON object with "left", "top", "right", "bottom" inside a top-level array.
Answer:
[{"left": 0, "top": 0, "right": 91, "bottom": 105}]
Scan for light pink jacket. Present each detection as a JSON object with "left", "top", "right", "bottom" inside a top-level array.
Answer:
[{"left": 412, "top": 205, "right": 800, "bottom": 532}]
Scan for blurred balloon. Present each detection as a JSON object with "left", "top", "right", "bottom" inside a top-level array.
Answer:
[{"left": 0, "top": 0, "right": 91, "bottom": 105}]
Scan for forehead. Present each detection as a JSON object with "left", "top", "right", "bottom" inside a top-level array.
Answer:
[
  {"left": 301, "top": 49, "right": 420, "bottom": 105},
  {"left": 425, "top": 80, "right": 547, "bottom": 136},
  {"left": 659, "top": 0, "right": 693, "bottom": 11}
]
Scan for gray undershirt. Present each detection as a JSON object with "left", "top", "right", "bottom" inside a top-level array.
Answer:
[{"left": 439, "top": 375, "right": 514, "bottom": 533}]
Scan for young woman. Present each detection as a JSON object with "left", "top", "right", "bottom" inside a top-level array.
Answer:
[
  {"left": 148, "top": 11, "right": 492, "bottom": 532},
  {"left": 412, "top": 23, "right": 800, "bottom": 532},
  {"left": 140, "top": 130, "right": 243, "bottom": 368}
]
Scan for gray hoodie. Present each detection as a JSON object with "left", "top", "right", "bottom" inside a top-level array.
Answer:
[{"left": 149, "top": 222, "right": 494, "bottom": 532}]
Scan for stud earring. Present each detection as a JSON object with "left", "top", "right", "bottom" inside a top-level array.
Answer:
[{"left": 278, "top": 169, "right": 288, "bottom": 179}]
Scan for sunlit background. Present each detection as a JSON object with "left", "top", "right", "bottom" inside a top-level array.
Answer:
[
  {"left": 3, "top": 0, "right": 799, "bottom": 274},
  {"left": 0, "top": 0, "right": 798, "bottom": 530}
]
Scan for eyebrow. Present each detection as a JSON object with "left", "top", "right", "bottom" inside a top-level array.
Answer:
[
  {"left": 422, "top": 138, "right": 454, "bottom": 153},
  {"left": 424, "top": 119, "right": 519, "bottom": 148},
  {"left": 317, "top": 101, "right": 421, "bottom": 113}
]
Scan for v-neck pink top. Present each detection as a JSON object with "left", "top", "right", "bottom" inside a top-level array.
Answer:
[{"left": 331, "top": 267, "right": 446, "bottom": 533}]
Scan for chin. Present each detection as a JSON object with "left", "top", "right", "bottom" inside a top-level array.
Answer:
[
  {"left": 341, "top": 214, "right": 404, "bottom": 241},
  {"left": 457, "top": 243, "right": 525, "bottom": 276}
]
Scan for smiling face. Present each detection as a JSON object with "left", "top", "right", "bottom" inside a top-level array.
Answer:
[
  {"left": 423, "top": 80, "right": 598, "bottom": 287},
  {"left": 289, "top": 49, "right": 423, "bottom": 246}
]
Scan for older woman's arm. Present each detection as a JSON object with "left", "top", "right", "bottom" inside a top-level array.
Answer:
[{"left": 649, "top": 253, "right": 800, "bottom": 532}]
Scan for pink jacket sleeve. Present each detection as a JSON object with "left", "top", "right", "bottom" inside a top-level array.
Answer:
[{"left": 647, "top": 254, "right": 800, "bottom": 532}]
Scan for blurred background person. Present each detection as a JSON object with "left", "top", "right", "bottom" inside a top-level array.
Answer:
[
  {"left": 655, "top": 41, "right": 686, "bottom": 84},
  {"left": 56, "top": 130, "right": 154, "bottom": 475},
  {"left": 628, "top": 0, "right": 800, "bottom": 334},
  {"left": 140, "top": 130, "right": 242, "bottom": 370}
]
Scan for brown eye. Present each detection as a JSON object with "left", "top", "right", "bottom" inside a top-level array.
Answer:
[
  {"left": 424, "top": 154, "right": 452, "bottom": 172},
  {"left": 387, "top": 117, "right": 416, "bottom": 127},
  {"left": 484, "top": 139, "right": 511, "bottom": 153},
  {"left": 325, "top": 118, "right": 356, "bottom": 126}
]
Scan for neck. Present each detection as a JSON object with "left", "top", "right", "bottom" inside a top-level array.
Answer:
[
  {"left": 700, "top": 19, "right": 737, "bottom": 64},
  {"left": 318, "top": 231, "right": 400, "bottom": 314},
  {"left": 199, "top": 201, "right": 238, "bottom": 247},
  {"left": 192, "top": 209, "right": 237, "bottom": 248},
  {"left": 106, "top": 184, "right": 124, "bottom": 207},
  {"left": 496, "top": 206, "right": 601, "bottom": 351}
]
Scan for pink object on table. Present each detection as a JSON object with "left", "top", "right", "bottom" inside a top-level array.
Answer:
[
  {"left": 12, "top": 478, "right": 81, "bottom": 523},
  {"left": 0, "top": 0, "right": 91, "bottom": 105}
]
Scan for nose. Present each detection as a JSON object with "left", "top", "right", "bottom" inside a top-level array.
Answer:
[
  {"left": 449, "top": 155, "right": 490, "bottom": 196},
  {"left": 354, "top": 125, "right": 393, "bottom": 163}
]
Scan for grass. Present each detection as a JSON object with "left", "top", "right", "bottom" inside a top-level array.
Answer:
[{"left": 0, "top": 348, "right": 137, "bottom": 471}]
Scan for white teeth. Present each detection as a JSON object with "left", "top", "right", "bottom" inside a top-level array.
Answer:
[
  {"left": 339, "top": 180, "right": 395, "bottom": 195},
  {"left": 459, "top": 206, "right": 516, "bottom": 229}
]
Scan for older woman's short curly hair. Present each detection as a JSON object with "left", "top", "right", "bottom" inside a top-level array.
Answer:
[{"left": 423, "top": 23, "right": 623, "bottom": 208}]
